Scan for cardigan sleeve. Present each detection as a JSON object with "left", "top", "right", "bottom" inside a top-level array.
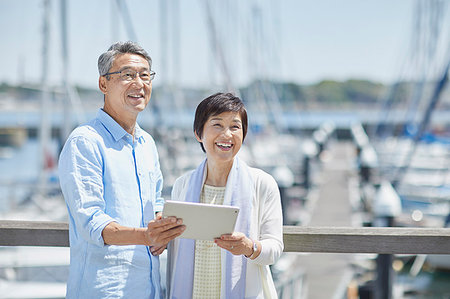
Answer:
[{"left": 250, "top": 170, "right": 284, "bottom": 265}]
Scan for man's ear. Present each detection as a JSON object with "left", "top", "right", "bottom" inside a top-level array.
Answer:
[{"left": 99, "top": 76, "right": 107, "bottom": 95}]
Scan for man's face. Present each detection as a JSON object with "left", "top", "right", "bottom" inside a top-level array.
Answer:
[{"left": 99, "top": 53, "right": 152, "bottom": 120}]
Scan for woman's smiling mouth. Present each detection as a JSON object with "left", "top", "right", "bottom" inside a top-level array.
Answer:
[{"left": 216, "top": 142, "right": 233, "bottom": 150}]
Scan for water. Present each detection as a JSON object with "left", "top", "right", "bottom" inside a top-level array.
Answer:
[{"left": 0, "top": 138, "right": 60, "bottom": 214}]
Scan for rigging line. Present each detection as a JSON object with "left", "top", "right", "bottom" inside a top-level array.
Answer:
[
  {"left": 392, "top": 59, "right": 450, "bottom": 187},
  {"left": 202, "top": 0, "right": 236, "bottom": 94},
  {"left": 248, "top": 2, "right": 285, "bottom": 133},
  {"left": 374, "top": 0, "right": 442, "bottom": 140},
  {"left": 115, "top": 0, "right": 138, "bottom": 42},
  {"left": 405, "top": 0, "right": 447, "bottom": 132},
  {"left": 160, "top": 0, "right": 168, "bottom": 84},
  {"left": 403, "top": 1, "right": 428, "bottom": 125},
  {"left": 373, "top": 1, "right": 419, "bottom": 139}
]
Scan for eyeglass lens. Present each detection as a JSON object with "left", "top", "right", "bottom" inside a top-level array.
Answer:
[{"left": 121, "top": 70, "right": 155, "bottom": 83}]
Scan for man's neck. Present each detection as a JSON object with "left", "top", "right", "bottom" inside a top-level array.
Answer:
[{"left": 103, "top": 106, "right": 137, "bottom": 136}]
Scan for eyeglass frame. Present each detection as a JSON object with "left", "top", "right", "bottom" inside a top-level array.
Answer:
[{"left": 103, "top": 68, "right": 156, "bottom": 84}]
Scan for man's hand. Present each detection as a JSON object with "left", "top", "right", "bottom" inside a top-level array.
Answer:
[
  {"left": 101, "top": 216, "right": 185, "bottom": 253},
  {"left": 146, "top": 215, "right": 185, "bottom": 255}
]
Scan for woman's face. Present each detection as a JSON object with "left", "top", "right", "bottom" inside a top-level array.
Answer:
[{"left": 196, "top": 111, "right": 244, "bottom": 164}]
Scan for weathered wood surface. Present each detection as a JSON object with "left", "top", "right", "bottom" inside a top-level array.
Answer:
[
  {"left": 1, "top": 221, "right": 450, "bottom": 254},
  {"left": 284, "top": 226, "right": 450, "bottom": 254},
  {"left": 0, "top": 220, "right": 69, "bottom": 247}
]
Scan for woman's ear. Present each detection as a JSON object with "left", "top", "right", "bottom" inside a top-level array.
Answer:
[{"left": 194, "top": 131, "right": 202, "bottom": 143}]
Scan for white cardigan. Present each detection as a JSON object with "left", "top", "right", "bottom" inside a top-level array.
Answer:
[{"left": 166, "top": 165, "right": 284, "bottom": 298}]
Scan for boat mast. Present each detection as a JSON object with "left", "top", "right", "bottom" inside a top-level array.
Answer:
[
  {"left": 60, "top": 0, "right": 71, "bottom": 144},
  {"left": 38, "top": 0, "right": 51, "bottom": 194}
]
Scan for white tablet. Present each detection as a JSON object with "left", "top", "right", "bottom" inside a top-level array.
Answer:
[{"left": 162, "top": 200, "right": 240, "bottom": 240}]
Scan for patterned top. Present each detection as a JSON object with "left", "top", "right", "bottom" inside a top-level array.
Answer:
[{"left": 192, "top": 184, "right": 226, "bottom": 299}]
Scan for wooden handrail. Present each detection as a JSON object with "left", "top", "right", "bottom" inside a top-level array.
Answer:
[
  {"left": 0, "top": 220, "right": 69, "bottom": 247},
  {"left": 283, "top": 226, "right": 450, "bottom": 254},
  {"left": 1, "top": 221, "right": 449, "bottom": 254}
]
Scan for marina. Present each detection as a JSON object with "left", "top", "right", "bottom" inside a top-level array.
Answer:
[
  {"left": 1, "top": 0, "right": 450, "bottom": 298},
  {"left": 1, "top": 119, "right": 450, "bottom": 298}
]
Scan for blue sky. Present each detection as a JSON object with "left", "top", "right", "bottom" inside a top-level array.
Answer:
[{"left": 0, "top": 0, "right": 448, "bottom": 89}]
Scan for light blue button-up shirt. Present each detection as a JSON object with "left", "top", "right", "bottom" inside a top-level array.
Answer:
[{"left": 58, "top": 109, "right": 164, "bottom": 298}]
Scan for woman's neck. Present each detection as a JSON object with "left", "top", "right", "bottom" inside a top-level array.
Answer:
[{"left": 205, "top": 159, "right": 233, "bottom": 187}]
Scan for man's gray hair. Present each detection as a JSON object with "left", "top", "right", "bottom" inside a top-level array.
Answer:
[{"left": 98, "top": 41, "right": 152, "bottom": 77}]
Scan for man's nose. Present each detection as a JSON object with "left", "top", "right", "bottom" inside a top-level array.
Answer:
[{"left": 131, "top": 75, "right": 145, "bottom": 87}]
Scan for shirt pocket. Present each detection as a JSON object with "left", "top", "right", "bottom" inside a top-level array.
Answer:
[{"left": 142, "top": 170, "right": 158, "bottom": 223}]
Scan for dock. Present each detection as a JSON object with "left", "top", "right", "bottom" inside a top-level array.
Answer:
[{"left": 291, "top": 140, "right": 357, "bottom": 298}]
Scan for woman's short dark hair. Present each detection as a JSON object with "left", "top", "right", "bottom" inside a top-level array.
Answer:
[{"left": 194, "top": 92, "right": 248, "bottom": 152}]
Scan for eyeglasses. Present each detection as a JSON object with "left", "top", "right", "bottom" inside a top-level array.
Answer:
[{"left": 103, "top": 69, "right": 156, "bottom": 84}]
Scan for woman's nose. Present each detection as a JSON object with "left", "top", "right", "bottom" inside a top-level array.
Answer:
[{"left": 223, "top": 128, "right": 232, "bottom": 137}]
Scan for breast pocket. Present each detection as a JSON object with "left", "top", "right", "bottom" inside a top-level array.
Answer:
[{"left": 142, "top": 170, "right": 159, "bottom": 224}]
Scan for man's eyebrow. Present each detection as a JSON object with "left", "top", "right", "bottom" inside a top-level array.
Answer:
[{"left": 118, "top": 66, "right": 150, "bottom": 72}]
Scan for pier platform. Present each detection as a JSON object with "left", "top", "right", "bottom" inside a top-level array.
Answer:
[{"left": 291, "top": 141, "right": 357, "bottom": 298}]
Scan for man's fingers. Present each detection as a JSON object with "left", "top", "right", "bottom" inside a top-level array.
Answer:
[
  {"left": 147, "top": 224, "right": 186, "bottom": 246},
  {"left": 158, "top": 225, "right": 186, "bottom": 244},
  {"left": 145, "top": 217, "right": 185, "bottom": 247},
  {"left": 148, "top": 217, "right": 183, "bottom": 232},
  {"left": 150, "top": 245, "right": 166, "bottom": 256}
]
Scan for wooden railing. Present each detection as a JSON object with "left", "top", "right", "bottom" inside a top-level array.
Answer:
[{"left": 1, "top": 220, "right": 450, "bottom": 254}]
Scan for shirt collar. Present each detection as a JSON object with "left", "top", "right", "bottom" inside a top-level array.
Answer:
[
  {"left": 97, "top": 109, "right": 146, "bottom": 143},
  {"left": 97, "top": 109, "right": 130, "bottom": 142},
  {"left": 134, "top": 123, "right": 145, "bottom": 143}
]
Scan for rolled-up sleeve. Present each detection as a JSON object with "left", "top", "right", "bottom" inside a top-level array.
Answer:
[{"left": 59, "top": 136, "right": 115, "bottom": 247}]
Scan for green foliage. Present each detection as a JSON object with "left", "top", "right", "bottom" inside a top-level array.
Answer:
[
  {"left": 306, "top": 79, "right": 386, "bottom": 106},
  {"left": 0, "top": 79, "right": 399, "bottom": 109},
  {"left": 312, "top": 80, "right": 348, "bottom": 104},
  {"left": 344, "top": 79, "right": 384, "bottom": 104}
]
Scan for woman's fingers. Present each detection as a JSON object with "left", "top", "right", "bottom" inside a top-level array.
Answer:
[
  {"left": 219, "top": 232, "right": 245, "bottom": 241},
  {"left": 215, "top": 232, "right": 250, "bottom": 255}
]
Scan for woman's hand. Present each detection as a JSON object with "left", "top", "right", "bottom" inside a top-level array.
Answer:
[{"left": 215, "top": 232, "right": 255, "bottom": 257}]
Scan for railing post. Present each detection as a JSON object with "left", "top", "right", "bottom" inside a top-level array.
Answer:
[
  {"left": 375, "top": 216, "right": 394, "bottom": 299},
  {"left": 301, "top": 139, "right": 318, "bottom": 190},
  {"left": 273, "top": 166, "right": 294, "bottom": 225}
]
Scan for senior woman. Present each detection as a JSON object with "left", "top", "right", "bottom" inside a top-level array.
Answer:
[{"left": 166, "top": 92, "right": 284, "bottom": 298}]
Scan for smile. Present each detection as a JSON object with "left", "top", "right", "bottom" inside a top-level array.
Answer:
[
  {"left": 215, "top": 142, "right": 233, "bottom": 150},
  {"left": 128, "top": 94, "right": 144, "bottom": 99}
]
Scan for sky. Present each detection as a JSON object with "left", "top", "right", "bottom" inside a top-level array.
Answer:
[{"left": 0, "top": 0, "right": 449, "bottom": 90}]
